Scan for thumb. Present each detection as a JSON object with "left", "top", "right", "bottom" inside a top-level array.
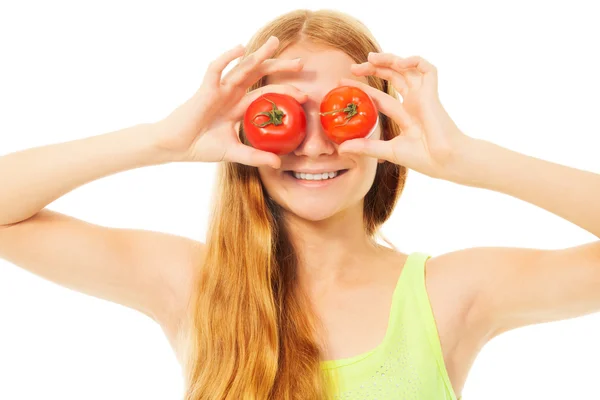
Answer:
[
  {"left": 227, "top": 143, "right": 282, "bottom": 169},
  {"left": 338, "top": 138, "right": 395, "bottom": 163}
]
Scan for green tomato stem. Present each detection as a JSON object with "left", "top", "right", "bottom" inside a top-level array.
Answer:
[
  {"left": 251, "top": 98, "right": 285, "bottom": 128},
  {"left": 319, "top": 102, "right": 358, "bottom": 125}
]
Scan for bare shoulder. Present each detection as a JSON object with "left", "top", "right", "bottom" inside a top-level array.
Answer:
[
  {"left": 425, "top": 249, "right": 484, "bottom": 322},
  {"left": 434, "top": 243, "right": 600, "bottom": 338},
  {"left": 381, "top": 247, "right": 479, "bottom": 335},
  {"left": 423, "top": 242, "right": 600, "bottom": 346},
  {"left": 424, "top": 247, "right": 504, "bottom": 344},
  {"left": 418, "top": 248, "right": 500, "bottom": 396}
]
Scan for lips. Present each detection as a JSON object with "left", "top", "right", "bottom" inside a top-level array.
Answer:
[
  {"left": 282, "top": 169, "right": 350, "bottom": 188},
  {"left": 283, "top": 168, "right": 348, "bottom": 174}
]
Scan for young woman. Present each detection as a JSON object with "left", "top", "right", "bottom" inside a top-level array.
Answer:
[{"left": 1, "top": 8, "right": 599, "bottom": 400}]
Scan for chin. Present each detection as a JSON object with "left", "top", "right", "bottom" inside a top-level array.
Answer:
[{"left": 280, "top": 200, "right": 346, "bottom": 222}]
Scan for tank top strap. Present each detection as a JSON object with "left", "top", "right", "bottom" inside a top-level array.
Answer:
[
  {"left": 324, "top": 251, "right": 460, "bottom": 399},
  {"left": 382, "top": 251, "right": 431, "bottom": 343},
  {"left": 397, "top": 251, "right": 458, "bottom": 398},
  {"left": 401, "top": 251, "right": 432, "bottom": 284}
]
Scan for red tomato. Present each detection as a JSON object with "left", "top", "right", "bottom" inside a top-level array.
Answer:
[
  {"left": 243, "top": 93, "right": 306, "bottom": 155},
  {"left": 320, "top": 86, "right": 378, "bottom": 144}
]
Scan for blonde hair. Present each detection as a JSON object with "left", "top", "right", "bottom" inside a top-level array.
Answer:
[{"left": 181, "top": 9, "right": 407, "bottom": 399}]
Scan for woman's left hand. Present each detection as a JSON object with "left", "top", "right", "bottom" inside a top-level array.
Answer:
[{"left": 338, "top": 52, "right": 472, "bottom": 181}]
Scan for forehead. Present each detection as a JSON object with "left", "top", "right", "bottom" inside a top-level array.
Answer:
[{"left": 265, "top": 41, "right": 368, "bottom": 95}]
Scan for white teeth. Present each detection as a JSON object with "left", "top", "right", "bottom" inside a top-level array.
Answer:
[{"left": 292, "top": 171, "right": 341, "bottom": 180}]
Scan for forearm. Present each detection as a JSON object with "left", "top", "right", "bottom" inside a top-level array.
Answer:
[
  {"left": 450, "top": 138, "right": 600, "bottom": 238},
  {"left": 0, "top": 123, "right": 172, "bottom": 226}
]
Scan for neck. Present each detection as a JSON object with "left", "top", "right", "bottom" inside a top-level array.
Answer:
[{"left": 283, "top": 205, "right": 384, "bottom": 290}]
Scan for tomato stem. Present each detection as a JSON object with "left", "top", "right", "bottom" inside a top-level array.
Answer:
[
  {"left": 319, "top": 102, "right": 358, "bottom": 124},
  {"left": 251, "top": 98, "right": 285, "bottom": 128}
]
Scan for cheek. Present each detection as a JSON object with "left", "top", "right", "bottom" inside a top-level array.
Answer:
[
  {"left": 363, "top": 157, "right": 380, "bottom": 185},
  {"left": 257, "top": 167, "right": 274, "bottom": 187},
  {"left": 344, "top": 155, "right": 379, "bottom": 194},
  {"left": 257, "top": 167, "right": 283, "bottom": 198}
]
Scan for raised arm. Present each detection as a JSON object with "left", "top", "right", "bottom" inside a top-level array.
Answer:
[
  {"left": 0, "top": 124, "right": 202, "bottom": 343},
  {"left": 0, "top": 123, "right": 169, "bottom": 227},
  {"left": 0, "top": 36, "right": 306, "bottom": 350}
]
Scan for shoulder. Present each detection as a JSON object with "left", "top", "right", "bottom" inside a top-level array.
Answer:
[
  {"left": 385, "top": 248, "right": 498, "bottom": 351},
  {"left": 443, "top": 244, "right": 600, "bottom": 339},
  {"left": 422, "top": 243, "right": 600, "bottom": 344},
  {"left": 425, "top": 249, "right": 484, "bottom": 327},
  {"left": 383, "top": 247, "right": 480, "bottom": 310}
]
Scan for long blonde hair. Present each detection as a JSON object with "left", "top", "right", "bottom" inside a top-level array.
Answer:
[{"left": 181, "top": 9, "right": 407, "bottom": 399}]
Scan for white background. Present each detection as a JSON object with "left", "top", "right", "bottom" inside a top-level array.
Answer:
[{"left": 1, "top": 1, "right": 599, "bottom": 399}]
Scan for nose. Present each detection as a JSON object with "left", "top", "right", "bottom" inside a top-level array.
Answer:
[{"left": 292, "top": 101, "right": 338, "bottom": 158}]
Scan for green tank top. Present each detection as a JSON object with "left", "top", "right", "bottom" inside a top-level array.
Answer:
[{"left": 320, "top": 252, "right": 461, "bottom": 400}]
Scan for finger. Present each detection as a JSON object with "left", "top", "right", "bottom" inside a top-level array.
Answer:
[
  {"left": 339, "top": 134, "right": 421, "bottom": 167},
  {"left": 351, "top": 62, "right": 409, "bottom": 97},
  {"left": 389, "top": 55, "right": 437, "bottom": 75},
  {"left": 204, "top": 44, "right": 246, "bottom": 87},
  {"left": 369, "top": 53, "right": 438, "bottom": 90},
  {"left": 225, "top": 142, "right": 282, "bottom": 169},
  {"left": 367, "top": 53, "right": 420, "bottom": 90},
  {"left": 367, "top": 52, "right": 408, "bottom": 69},
  {"left": 222, "top": 36, "right": 279, "bottom": 87},
  {"left": 338, "top": 78, "right": 413, "bottom": 132},
  {"left": 393, "top": 55, "right": 438, "bottom": 91},
  {"left": 338, "top": 136, "right": 398, "bottom": 164},
  {"left": 231, "top": 84, "right": 308, "bottom": 119}
]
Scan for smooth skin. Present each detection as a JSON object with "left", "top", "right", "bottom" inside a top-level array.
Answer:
[{"left": 1, "top": 36, "right": 599, "bottom": 398}]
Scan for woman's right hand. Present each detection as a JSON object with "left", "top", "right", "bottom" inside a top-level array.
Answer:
[{"left": 152, "top": 36, "right": 307, "bottom": 168}]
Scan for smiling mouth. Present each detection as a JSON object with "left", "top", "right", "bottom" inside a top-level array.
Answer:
[{"left": 284, "top": 169, "right": 349, "bottom": 181}]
